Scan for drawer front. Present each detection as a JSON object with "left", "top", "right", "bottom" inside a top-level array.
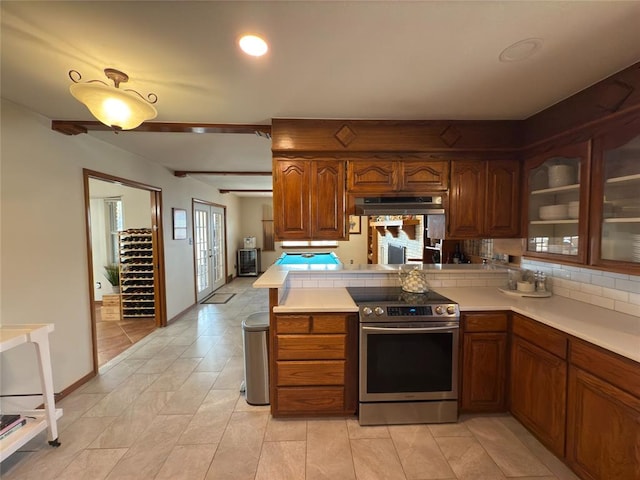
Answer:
[
  {"left": 276, "top": 360, "right": 345, "bottom": 386},
  {"left": 463, "top": 312, "right": 508, "bottom": 332},
  {"left": 570, "top": 338, "right": 640, "bottom": 398},
  {"left": 311, "top": 314, "right": 347, "bottom": 333},
  {"left": 276, "top": 315, "right": 311, "bottom": 334},
  {"left": 276, "top": 334, "right": 346, "bottom": 360},
  {"left": 512, "top": 313, "right": 567, "bottom": 359},
  {"left": 276, "top": 386, "right": 345, "bottom": 413}
]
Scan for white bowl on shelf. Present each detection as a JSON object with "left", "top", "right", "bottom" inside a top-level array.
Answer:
[
  {"left": 548, "top": 165, "right": 576, "bottom": 188},
  {"left": 567, "top": 201, "right": 579, "bottom": 219},
  {"left": 539, "top": 204, "right": 568, "bottom": 220}
]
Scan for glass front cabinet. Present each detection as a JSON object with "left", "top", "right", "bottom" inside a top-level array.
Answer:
[
  {"left": 523, "top": 114, "right": 640, "bottom": 274},
  {"left": 524, "top": 141, "right": 590, "bottom": 264},
  {"left": 590, "top": 116, "right": 640, "bottom": 272}
]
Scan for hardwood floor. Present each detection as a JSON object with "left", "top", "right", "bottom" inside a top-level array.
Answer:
[{"left": 95, "top": 304, "right": 156, "bottom": 366}]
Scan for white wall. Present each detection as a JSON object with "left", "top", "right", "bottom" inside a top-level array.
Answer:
[
  {"left": 0, "top": 99, "right": 241, "bottom": 407},
  {"left": 238, "top": 199, "right": 369, "bottom": 269}
]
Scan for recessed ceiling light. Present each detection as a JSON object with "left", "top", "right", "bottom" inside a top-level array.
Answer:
[
  {"left": 239, "top": 35, "right": 268, "bottom": 57},
  {"left": 499, "top": 38, "right": 543, "bottom": 63}
]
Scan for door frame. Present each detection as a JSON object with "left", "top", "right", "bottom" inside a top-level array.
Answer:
[
  {"left": 192, "top": 198, "right": 228, "bottom": 301},
  {"left": 83, "top": 169, "right": 167, "bottom": 374}
]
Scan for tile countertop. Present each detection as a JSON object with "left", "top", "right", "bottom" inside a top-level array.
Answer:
[{"left": 273, "top": 286, "right": 640, "bottom": 363}]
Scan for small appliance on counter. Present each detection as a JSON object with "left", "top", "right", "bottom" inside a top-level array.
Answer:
[{"left": 243, "top": 236, "right": 256, "bottom": 248}]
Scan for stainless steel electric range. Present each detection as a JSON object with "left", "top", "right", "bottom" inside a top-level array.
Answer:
[{"left": 346, "top": 286, "right": 460, "bottom": 426}]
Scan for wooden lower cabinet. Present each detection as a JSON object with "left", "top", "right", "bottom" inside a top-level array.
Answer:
[
  {"left": 460, "top": 312, "right": 508, "bottom": 413},
  {"left": 510, "top": 315, "right": 567, "bottom": 457},
  {"left": 566, "top": 340, "right": 640, "bottom": 480},
  {"left": 271, "top": 312, "right": 357, "bottom": 416}
]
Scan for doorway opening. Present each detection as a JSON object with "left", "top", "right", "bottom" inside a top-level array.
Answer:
[
  {"left": 193, "top": 200, "right": 227, "bottom": 302},
  {"left": 84, "top": 169, "right": 167, "bottom": 371}
]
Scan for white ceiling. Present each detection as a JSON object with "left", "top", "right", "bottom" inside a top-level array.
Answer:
[{"left": 2, "top": 1, "right": 640, "bottom": 196}]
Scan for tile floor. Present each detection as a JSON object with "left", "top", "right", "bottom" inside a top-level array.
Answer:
[{"left": 0, "top": 277, "right": 579, "bottom": 480}]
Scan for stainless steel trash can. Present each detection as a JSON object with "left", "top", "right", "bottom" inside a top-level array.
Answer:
[{"left": 242, "top": 312, "right": 270, "bottom": 405}]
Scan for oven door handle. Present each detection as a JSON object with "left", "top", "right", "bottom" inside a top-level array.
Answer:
[{"left": 361, "top": 325, "right": 459, "bottom": 333}]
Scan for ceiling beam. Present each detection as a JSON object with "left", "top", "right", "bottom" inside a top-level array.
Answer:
[
  {"left": 51, "top": 120, "right": 271, "bottom": 137},
  {"left": 219, "top": 189, "right": 272, "bottom": 194},
  {"left": 175, "top": 170, "right": 272, "bottom": 178}
]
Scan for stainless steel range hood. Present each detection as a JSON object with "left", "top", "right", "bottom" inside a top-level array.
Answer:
[{"left": 354, "top": 196, "right": 445, "bottom": 216}]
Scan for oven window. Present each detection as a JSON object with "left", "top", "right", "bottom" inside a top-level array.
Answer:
[{"left": 366, "top": 332, "right": 453, "bottom": 393}]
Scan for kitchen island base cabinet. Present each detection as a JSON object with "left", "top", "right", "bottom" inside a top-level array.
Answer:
[
  {"left": 460, "top": 312, "right": 508, "bottom": 413},
  {"left": 510, "top": 315, "right": 567, "bottom": 458},
  {"left": 271, "top": 313, "right": 357, "bottom": 417}
]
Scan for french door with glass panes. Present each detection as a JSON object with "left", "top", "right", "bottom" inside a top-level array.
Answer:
[{"left": 194, "top": 202, "right": 226, "bottom": 301}]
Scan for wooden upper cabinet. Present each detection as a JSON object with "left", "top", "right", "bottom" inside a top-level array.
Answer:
[
  {"left": 310, "top": 160, "right": 346, "bottom": 240},
  {"left": 449, "top": 160, "right": 486, "bottom": 237},
  {"left": 273, "top": 159, "right": 310, "bottom": 239},
  {"left": 273, "top": 158, "right": 346, "bottom": 240},
  {"left": 449, "top": 159, "right": 520, "bottom": 238},
  {"left": 523, "top": 141, "right": 590, "bottom": 265},
  {"left": 589, "top": 114, "right": 640, "bottom": 274},
  {"left": 486, "top": 159, "right": 521, "bottom": 237},
  {"left": 399, "top": 160, "right": 449, "bottom": 192},
  {"left": 347, "top": 161, "right": 397, "bottom": 193},
  {"left": 347, "top": 159, "right": 448, "bottom": 194}
]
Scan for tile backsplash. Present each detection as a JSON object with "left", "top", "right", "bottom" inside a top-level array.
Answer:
[
  {"left": 521, "top": 259, "right": 640, "bottom": 317},
  {"left": 285, "top": 271, "right": 508, "bottom": 289}
]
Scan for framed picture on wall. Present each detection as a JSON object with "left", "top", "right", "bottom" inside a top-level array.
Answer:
[
  {"left": 172, "top": 208, "right": 187, "bottom": 240},
  {"left": 349, "top": 215, "right": 361, "bottom": 235}
]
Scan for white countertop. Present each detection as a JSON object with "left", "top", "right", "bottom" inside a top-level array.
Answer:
[
  {"left": 272, "top": 286, "right": 640, "bottom": 363},
  {"left": 253, "top": 263, "right": 507, "bottom": 288},
  {"left": 273, "top": 288, "right": 359, "bottom": 313},
  {"left": 434, "top": 287, "right": 639, "bottom": 362}
]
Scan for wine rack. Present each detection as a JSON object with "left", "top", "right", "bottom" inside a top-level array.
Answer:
[{"left": 118, "top": 229, "right": 155, "bottom": 318}]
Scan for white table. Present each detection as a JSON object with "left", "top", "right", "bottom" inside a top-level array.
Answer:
[{"left": 0, "top": 324, "right": 63, "bottom": 461}]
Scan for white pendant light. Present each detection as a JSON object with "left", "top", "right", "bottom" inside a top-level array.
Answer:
[{"left": 69, "top": 68, "right": 157, "bottom": 130}]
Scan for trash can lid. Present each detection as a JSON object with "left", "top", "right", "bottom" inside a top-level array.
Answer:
[{"left": 242, "top": 312, "right": 270, "bottom": 331}]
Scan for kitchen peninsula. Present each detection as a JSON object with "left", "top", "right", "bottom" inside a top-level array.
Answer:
[
  {"left": 254, "top": 262, "right": 640, "bottom": 480},
  {"left": 254, "top": 262, "right": 639, "bottom": 361}
]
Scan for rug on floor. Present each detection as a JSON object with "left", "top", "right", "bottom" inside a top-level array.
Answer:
[{"left": 202, "top": 293, "right": 235, "bottom": 304}]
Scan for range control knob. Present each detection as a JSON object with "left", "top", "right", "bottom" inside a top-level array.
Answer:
[
  {"left": 362, "top": 307, "right": 373, "bottom": 316},
  {"left": 434, "top": 306, "right": 444, "bottom": 315},
  {"left": 374, "top": 306, "right": 385, "bottom": 316},
  {"left": 446, "top": 305, "right": 457, "bottom": 315}
]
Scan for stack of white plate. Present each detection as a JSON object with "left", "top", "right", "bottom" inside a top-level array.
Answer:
[{"left": 633, "top": 234, "right": 640, "bottom": 262}]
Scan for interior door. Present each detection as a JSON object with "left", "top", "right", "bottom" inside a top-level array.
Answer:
[{"left": 194, "top": 202, "right": 226, "bottom": 301}]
